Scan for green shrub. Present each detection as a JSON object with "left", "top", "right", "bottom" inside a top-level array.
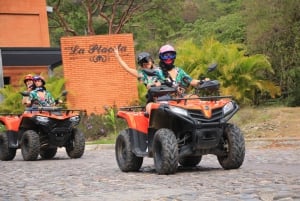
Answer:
[
  {"left": 0, "top": 123, "right": 6, "bottom": 132},
  {"left": 78, "top": 105, "right": 127, "bottom": 141}
]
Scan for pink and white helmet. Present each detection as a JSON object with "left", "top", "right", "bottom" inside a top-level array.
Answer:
[
  {"left": 159, "top": 44, "right": 176, "bottom": 54},
  {"left": 159, "top": 44, "right": 176, "bottom": 61}
]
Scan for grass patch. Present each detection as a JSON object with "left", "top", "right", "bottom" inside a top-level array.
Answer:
[
  {"left": 231, "top": 106, "right": 273, "bottom": 126},
  {"left": 86, "top": 134, "right": 116, "bottom": 145}
]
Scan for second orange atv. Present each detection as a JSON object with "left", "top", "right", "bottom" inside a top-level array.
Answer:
[
  {"left": 0, "top": 92, "right": 85, "bottom": 161},
  {"left": 115, "top": 64, "right": 245, "bottom": 174}
]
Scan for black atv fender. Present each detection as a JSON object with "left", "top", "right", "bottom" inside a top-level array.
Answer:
[
  {"left": 127, "top": 128, "right": 148, "bottom": 157},
  {"left": 6, "top": 130, "right": 19, "bottom": 148}
]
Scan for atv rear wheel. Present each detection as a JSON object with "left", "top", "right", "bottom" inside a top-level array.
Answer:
[
  {"left": 40, "top": 147, "right": 57, "bottom": 159},
  {"left": 0, "top": 132, "right": 17, "bottom": 161},
  {"left": 217, "top": 124, "right": 245, "bottom": 169},
  {"left": 179, "top": 156, "right": 202, "bottom": 167},
  {"left": 21, "top": 130, "right": 40, "bottom": 161},
  {"left": 153, "top": 128, "right": 178, "bottom": 174},
  {"left": 66, "top": 128, "right": 85, "bottom": 158},
  {"left": 115, "top": 129, "right": 143, "bottom": 172}
]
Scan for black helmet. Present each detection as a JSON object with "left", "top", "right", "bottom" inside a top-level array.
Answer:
[{"left": 137, "top": 52, "right": 152, "bottom": 66}]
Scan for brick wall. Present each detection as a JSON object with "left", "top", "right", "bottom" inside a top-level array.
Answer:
[
  {"left": 0, "top": 0, "right": 49, "bottom": 87},
  {"left": 61, "top": 34, "right": 139, "bottom": 114}
]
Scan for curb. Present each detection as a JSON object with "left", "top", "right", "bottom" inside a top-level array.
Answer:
[
  {"left": 85, "top": 144, "right": 115, "bottom": 151},
  {"left": 245, "top": 137, "right": 300, "bottom": 149},
  {"left": 85, "top": 138, "right": 300, "bottom": 150}
]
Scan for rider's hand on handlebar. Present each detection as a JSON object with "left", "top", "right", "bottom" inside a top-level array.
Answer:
[
  {"left": 177, "top": 87, "right": 185, "bottom": 96},
  {"left": 164, "top": 80, "right": 173, "bottom": 87},
  {"left": 55, "top": 99, "right": 64, "bottom": 105},
  {"left": 199, "top": 78, "right": 210, "bottom": 85},
  {"left": 147, "top": 80, "right": 161, "bottom": 89}
]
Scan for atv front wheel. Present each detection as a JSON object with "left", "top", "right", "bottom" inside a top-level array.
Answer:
[
  {"left": 217, "top": 124, "right": 245, "bottom": 169},
  {"left": 0, "top": 132, "right": 17, "bottom": 161},
  {"left": 66, "top": 128, "right": 85, "bottom": 158},
  {"left": 115, "top": 129, "right": 143, "bottom": 172},
  {"left": 21, "top": 130, "right": 40, "bottom": 161},
  {"left": 40, "top": 147, "right": 57, "bottom": 159},
  {"left": 179, "top": 156, "right": 202, "bottom": 167},
  {"left": 153, "top": 128, "right": 178, "bottom": 174}
]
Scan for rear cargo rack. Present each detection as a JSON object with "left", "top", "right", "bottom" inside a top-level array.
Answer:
[{"left": 119, "top": 106, "right": 145, "bottom": 112}]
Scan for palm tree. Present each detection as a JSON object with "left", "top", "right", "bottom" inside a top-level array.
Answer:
[
  {"left": 175, "top": 38, "right": 281, "bottom": 105},
  {"left": 0, "top": 85, "right": 23, "bottom": 113}
]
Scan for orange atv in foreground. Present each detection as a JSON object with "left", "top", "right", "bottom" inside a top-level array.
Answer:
[
  {"left": 0, "top": 91, "right": 86, "bottom": 161},
  {"left": 115, "top": 64, "right": 245, "bottom": 174}
]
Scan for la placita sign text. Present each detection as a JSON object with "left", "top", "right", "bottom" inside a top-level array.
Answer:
[{"left": 64, "top": 43, "right": 127, "bottom": 63}]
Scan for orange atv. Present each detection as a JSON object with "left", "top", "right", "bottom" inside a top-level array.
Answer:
[
  {"left": 115, "top": 64, "right": 245, "bottom": 174},
  {"left": 0, "top": 91, "right": 86, "bottom": 161}
]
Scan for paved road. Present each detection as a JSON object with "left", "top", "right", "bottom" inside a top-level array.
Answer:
[{"left": 0, "top": 144, "right": 299, "bottom": 201}]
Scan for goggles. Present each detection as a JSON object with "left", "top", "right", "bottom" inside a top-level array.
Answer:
[{"left": 160, "top": 53, "right": 176, "bottom": 60}]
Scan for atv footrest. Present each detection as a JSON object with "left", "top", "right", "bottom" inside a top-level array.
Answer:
[{"left": 133, "top": 148, "right": 148, "bottom": 157}]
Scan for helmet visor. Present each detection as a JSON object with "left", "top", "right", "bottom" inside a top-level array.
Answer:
[{"left": 160, "top": 52, "right": 176, "bottom": 60}]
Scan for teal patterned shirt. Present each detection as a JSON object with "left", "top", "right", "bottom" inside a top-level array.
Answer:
[
  {"left": 137, "top": 67, "right": 165, "bottom": 87},
  {"left": 28, "top": 88, "right": 55, "bottom": 107},
  {"left": 163, "top": 67, "right": 193, "bottom": 88}
]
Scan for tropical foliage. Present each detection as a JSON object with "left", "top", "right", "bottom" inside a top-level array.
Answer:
[
  {"left": 243, "top": 0, "right": 300, "bottom": 106},
  {"left": 175, "top": 38, "right": 281, "bottom": 105},
  {"left": 0, "top": 85, "right": 24, "bottom": 113}
]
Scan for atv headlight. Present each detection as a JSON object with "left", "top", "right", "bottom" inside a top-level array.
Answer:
[
  {"left": 70, "top": 115, "right": 80, "bottom": 124},
  {"left": 36, "top": 116, "right": 49, "bottom": 123},
  {"left": 223, "top": 101, "right": 234, "bottom": 115},
  {"left": 169, "top": 106, "right": 188, "bottom": 116}
]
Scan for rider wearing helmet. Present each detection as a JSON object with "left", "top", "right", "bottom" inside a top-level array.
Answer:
[
  {"left": 159, "top": 44, "right": 200, "bottom": 89},
  {"left": 137, "top": 52, "right": 152, "bottom": 66},
  {"left": 22, "top": 74, "right": 36, "bottom": 105},
  {"left": 23, "top": 74, "right": 35, "bottom": 90},
  {"left": 26, "top": 75, "right": 55, "bottom": 107},
  {"left": 114, "top": 47, "right": 166, "bottom": 115},
  {"left": 114, "top": 47, "right": 164, "bottom": 89}
]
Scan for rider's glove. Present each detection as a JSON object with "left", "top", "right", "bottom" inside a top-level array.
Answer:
[{"left": 164, "top": 80, "right": 173, "bottom": 87}]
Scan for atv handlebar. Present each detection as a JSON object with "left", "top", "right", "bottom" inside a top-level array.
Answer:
[
  {"left": 197, "top": 80, "right": 220, "bottom": 90},
  {"left": 20, "top": 91, "right": 30, "bottom": 97}
]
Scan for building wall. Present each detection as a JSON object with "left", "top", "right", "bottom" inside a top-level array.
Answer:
[
  {"left": 3, "top": 67, "right": 49, "bottom": 88},
  {"left": 0, "top": 0, "right": 50, "bottom": 47},
  {"left": 61, "top": 34, "right": 139, "bottom": 114},
  {"left": 0, "top": 0, "right": 49, "bottom": 87}
]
